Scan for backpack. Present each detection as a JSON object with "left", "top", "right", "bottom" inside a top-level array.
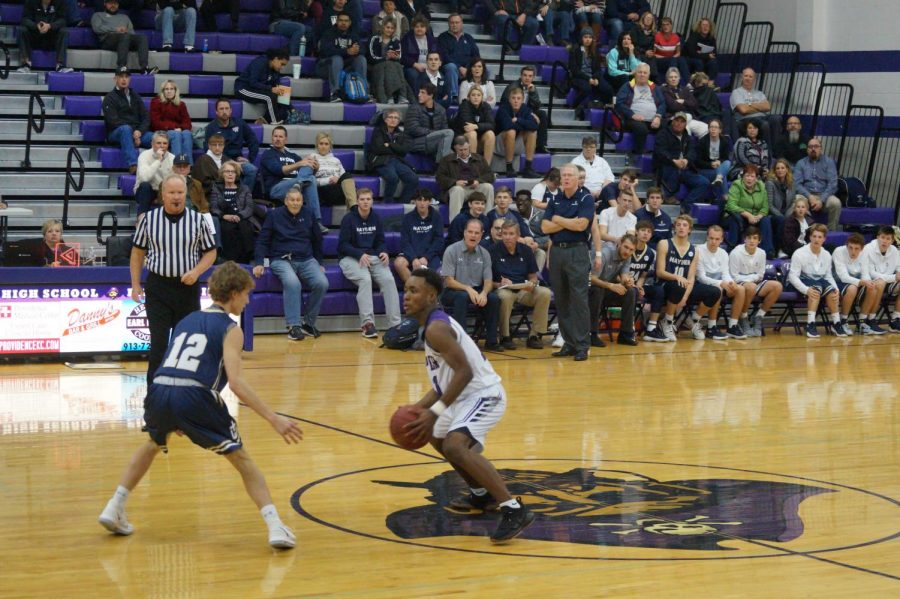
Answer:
[
  {"left": 380, "top": 317, "right": 420, "bottom": 350},
  {"left": 338, "top": 70, "right": 369, "bottom": 104},
  {"left": 838, "top": 177, "right": 876, "bottom": 208}
]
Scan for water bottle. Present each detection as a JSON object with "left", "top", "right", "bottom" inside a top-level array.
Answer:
[
  {"left": 202, "top": 38, "right": 209, "bottom": 53},
  {"left": 298, "top": 35, "right": 307, "bottom": 58}
]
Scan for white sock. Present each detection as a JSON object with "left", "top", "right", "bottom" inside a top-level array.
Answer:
[
  {"left": 756, "top": 310, "right": 766, "bottom": 319},
  {"left": 691, "top": 310, "right": 701, "bottom": 321},
  {"left": 260, "top": 504, "right": 281, "bottom": 527},
  {"left": 499, "top": 498, "right": 521, "bottom": 509},
  {"left": 728, "top": 318, "right": 738, "bottom": 327},
  {"left": 647, "top": 320, "right": 657, "bottom": 331},
  {"left": 741, "top": 312, "right": 749, "bottom": 320},
  {"left": 111, "top": 485, "right": 130, "bottom": 509},
  {"left": 840, "top": 313, "right": 848, "bottom": 321},
  {"left": 664, "top": 315, "right": 674, "bottom": 324},
  {"left": 867, "top": 314, "right": 875, "bottom": 321},
  {"left": 807, "top": 312, "right": 815, "bottom": 323},
  {"left": 471, "top": 487, "right": 488, "bottom": 497},
  {"left": 893, "top": 311, "right": 900, "bottom": 320},
  {"left": 831, "top": 313, "right": 841, "bottom": 324}
]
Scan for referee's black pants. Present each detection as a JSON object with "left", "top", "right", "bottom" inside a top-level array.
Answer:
[{"left": 145, "top": 272, "right": 201, "bottom": 383}]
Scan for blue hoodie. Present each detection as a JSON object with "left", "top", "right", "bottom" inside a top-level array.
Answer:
[
  {"left": 447, "top": 209, "right": 491, "bottom": 246},
  {"left": 400, "top": 206, "right": 445, "bottom": 261},
  {"left": 338, "top": 206, "right": 386, "bottom": 258},
  {"left": 253, "top": 204, "right": 323, "bottom": 265}
]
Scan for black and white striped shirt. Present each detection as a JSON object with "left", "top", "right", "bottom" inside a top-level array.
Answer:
[{"left": 133, "top": 207, "right": 216, "bottom": 277}]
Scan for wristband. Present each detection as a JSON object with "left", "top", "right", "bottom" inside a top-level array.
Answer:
[
  {"left": 429, "top": 400, "right": 447, "bottom": 417},
  {"left": 595, "top": 251, "right": 602, "bottom": 257}
]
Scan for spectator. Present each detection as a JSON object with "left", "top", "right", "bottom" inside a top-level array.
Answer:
[
  {"left": 260, "top": 126, "right": 324, "bottom": 230},
  {"left": 102, "top": 67, "right": 152, "bottom": 174},
  {"left": 309, "top": 132, "right": 357, "bottom": 208},
  {"left": 235, "top": 47, "right": 293, "bottom": 124},
  {"left": 416, "top": 51, "right": 451, "bottom": 107},
  {"left": 396, "top": 0, "right": 430, "bottom": 22},
  {"left": 487, "top": 187, "right": 545, "bottom": 270},
  {"left": 690, "top": 71, "right": 723, "bottom": 124},
  {"left": 792, "top": 137, "right": 842, "bottom": 231},
  {"left": 606, "top": 0, "right": 649, "bottom": 43},
  {"left": 588, "top": 234, "right": 640, "bottom": 346},
  {"left": 270, "top": 0, "right": 310, "bottom": 57},
  {"left": 615, "top": 62, "right": 663, "bottom": 161},
  {"left": 597, "top": 189, "right": 637, "bottom": 250},
  {"left": 436, "top": 135, "right": 496, "bottom": 222},
  {"left": 91, "top": 0, "right": 157, "bottom": 74},
  {"left": 19, "top": 218, "right": 70, "bottom": 267},
  {"left": 774, "top": 115, "right": 809, "bottom": 165},
  {"left": 17, "top": 0, "right": 73, "bottom": 74},
  {"left": 459, "top": 59, "right": 497, "bottom": 108},
  {"left": 338, "top": 188, "right": 402, "bottom": 338},
  {"left": 405, "top": 82, "right": 455, "bottom": 163},
  {"left": 724, "top": 164, "right": 773, "bottom": 256},
  {"left": 628, "top": 11, "right": 658, "bottom": 82},
  {"left": 653, "top": 112, "right": 710, "bottom": 213},
  {"left": 569, "top": 28, "right": 614, "bottom": 119},
  {"left": 782, "top": 196, "right": 813, "bottom": 256},
  {"left": 530, "top": 167, "right": 561, "bottom": 209},
  {"left": 540, "top": 0, "right": 574, "bottom": 48},
  {"left": 695, "top": 225, "right": 742, "bottom": 339},
  {"left": 500, "top": 66, "right": 549, "bottom": 153},
  {"left": 832, "top": 233, "right": 873, "bottom": 334},
  {"left": 400, "top": 15, "right": 437, "bottom": 94},
  {"left": 653, "top": 17, "right": 690, "bottom": 82},
  {"left": 490, "top": 218, "right": 550, "bottom": 349},
  {"left": 204, "top": 98, "right": 260, "bottom": 193},
  {"left": 695, "top": 117, "right": 732, "bottom": 194},
  {"left": 368, "top": 19, "right": 407, "bottom": 104},
  {"left": 150, "top": 80, "right": 193, "bottom": 164},
  {"left": 437, "top": 14, "right": 481, "bottom": 104},
  {"left": 153, "top": 1, "right": 197, "bottom": 52},
  {"left": 455, "top": 85, "right": 497, "bottom": 165},
  {"left": 660, "top": 67, "right": 708, "bottom": 137},
  {"left": 729, "top": 118, "right": 771, "bottom": 180},
  {"left": 201, "top": 0, "right": 239, "bottom": 33},
  {"left": 486, "top": 0, "right": 538, "bottom": 46},
  {"left": 252, "top": 186, "right": 329, "bottom": 341},
  {"left": 597, "top": 167, "right": 641, "bottom": 210},
  {"left": 729, "top": 67, "right": 780, "bottom": 148},
  {"left": 395, "top": 189, "right": 444, "bottom": 283},
  {"left": 683, "top": 17, "right": 718, "bottom": 79},
  {"left": 632, "top": 186, "right": 672, "bottom": 245},
  {"left": 515, "top": 189, "right": 550, "bottom": 251},
  {"left": 787, "top": 223, "right": 850, "bottom": 338},
  {"left": 134, "top": 132, "right": 175, "bottom": 215},
  {"left": 440, "top": 218, "right": 502, "bottom": 350},
  {"left": 861, "top": 226, "right": 900, "bottom": 333},
  {"left": 316, "top": 14, "right": 367, "bottom": 103},
  {"left": 447, "top": 191, "right": 491, "bottom": 245},
  {"left": 605, "top": 31, "right": 640, "bottom": 92},
  {"left": 373, "top": 0, "right": 409, "bottom": 37},
  {"left": 171, "top": 154, "right": 208, "bottom": 215},
  {"left": 192, "top": 133, "right": 226, "bottom": 195},
  {"left": 765, "top": 158, "right": 794, "bottom": 253},
  {"left": 728, "top": 225, "right": 783, "bottom": 337},
  {"left": 367, "top": 109, "right": 419, "bottom": 204},
  {"left": 541, "top": 163, "right": 596, "bottom": 361},
  {"left": 210, "top": 161, "right": 254, "bottom": 263},
  {"left": 318, "top": 0, "right": 361, "bottom": 40},
  {"left": 496, "top": 87, "right": 540, "bottom": 178},
  {"left": 573, "top": 0, "right": 604, "bottom": 47}
]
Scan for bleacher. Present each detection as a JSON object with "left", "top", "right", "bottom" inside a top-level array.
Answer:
[{"left": 0, "top": 0, "right": 897, "bottom": 334}]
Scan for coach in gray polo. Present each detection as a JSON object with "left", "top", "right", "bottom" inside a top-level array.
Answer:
[{"left": 440, "top": 218, "right": 502, "bottom": 351}]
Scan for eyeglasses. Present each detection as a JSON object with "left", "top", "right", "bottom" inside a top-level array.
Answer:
[{"left": 223, "top": 170, "right": 237, "bottom": 174}]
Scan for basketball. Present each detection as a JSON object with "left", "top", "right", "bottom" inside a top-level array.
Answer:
[{"left": 390, "top": 405, "right": 427, "bottom": 450}]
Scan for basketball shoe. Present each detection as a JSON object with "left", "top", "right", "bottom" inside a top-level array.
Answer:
[
  {"left": 99, "top": 501, "right": 134, "bottom": 535},
  {"left": 268, "top": 522, "right": 296, "bottom": 549},
  {"left": 448, "top": 491, "right": 499, "bottom": 513},
  {"left": 490, "top": 499, "right": 535, "bottom": 544}
]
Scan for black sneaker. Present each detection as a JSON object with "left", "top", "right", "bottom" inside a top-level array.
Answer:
[
  {"left": 573, "top": 350, "right": 589, "bottom": 361},
  {"left": 447, "top": 492, "right": 498, "bottom": 513},
  {"left": 504, "top": 165, "right": 516, "bottom": 177},
  {"left": 832, "top": 322, "right": 850, "bottom": 337},
  {"left": 707, "top": 325, "right": 728, "bottom": 340},
  {"left": 725, "top": 325, "right": 746, "bottom": 339},
  {"left": 483, "top": 341, "right": 505, "bottom": 352},
  {"left": 300, "top": 323, "right": 321, "bottom": 338},
  {"left": 617, "top": 333, "right": 638, "bottom": 346},
  {"left": 890, "top": 318, "right": 900, "bottom": 333},
  {"left": 643, "top": 327, "right": 668, "bottom": 342},
  {"left": 490, "top": 499, "right": 535, "bottom": 544},
  {"left": 590, "top": 332, "right": 606, "bottom": 347},
  {"left": 806, "top": 323, "right": 820, "bottom": 338},
  {"left": 526, "top": 335, "right": 543, "bottom": 349},
  {"left": 521, "top": 167, "right": 540, "bottom": 178},
  {"left": 499, "top": 336, "right": 517, "bottom": 350},
  {"left": 551, "top": 346, "right": 575, "bottom": 357},
  {"left": 362, "top": 321, "right": 378, "bottom": 338},
  {"left": 287, "top": 326, "right": 305, "bottom": 341}
]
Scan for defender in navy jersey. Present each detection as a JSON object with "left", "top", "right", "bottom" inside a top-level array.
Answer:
[
  {"left": 100, "top": 262, "right": 303, "bottom": 549},
  {"left": 402, "top": 269, "right": 535, "bottom": 544}
]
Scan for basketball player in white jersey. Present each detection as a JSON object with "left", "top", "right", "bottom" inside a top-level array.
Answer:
[{"left": 402, "top": 268, "right": 535, "bottom": 544}]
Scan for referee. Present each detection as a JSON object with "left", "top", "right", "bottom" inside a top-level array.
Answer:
[
  {"left": 131, "top": 174, "right": 217, "bottom": 382},
  {"left": 541, "top": 164, "right": 597, "bottom": 361}
]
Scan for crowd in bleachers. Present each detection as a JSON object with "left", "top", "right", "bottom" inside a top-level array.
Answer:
[{"left": 5, "top": 0, "right": 900, "bottom": 347}]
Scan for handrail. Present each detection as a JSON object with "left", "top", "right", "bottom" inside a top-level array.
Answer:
[
  {"left": 97, "top": 210, "right": 119, "bottom": 246},
  {"left": 21, "top": 92, "right": 46, "bottom": 169},
  {"left": 62, "top": 147, "right": 85, "bottom": 229},
  {"left": 0, "top": 40, "right": 9, "bottom": 80},
  {"left": 496, "top": 18, "right": 523, "bottom": 84},
  {"left": 597, "top": 106, "right": 624, "bottom": 158},
  {"left": 546, "top": 60, "right": 569, "bottom": 131}
]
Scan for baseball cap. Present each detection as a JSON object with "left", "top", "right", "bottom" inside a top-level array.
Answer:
[
  {"left": 173, "top": 154, "right": 190, "bottom": 165},
  {"left": 672, "top": 111, "right": 688, "bottom": 121},
  {"left": 115, "top": 66, "right": 131, "bottom": 76}
]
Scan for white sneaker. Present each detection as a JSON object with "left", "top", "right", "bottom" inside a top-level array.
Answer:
[
  {"left": 99, "top": 501, "right": 134, "bottom": 535},
  {"left": 268, "top": 523, "right": 296, "bottom": 549},
  {"left": 691, "top": 322, "right": 706, "bottom": 340},
  {"left": 16, "top": 65, "right": 31, "bottom": 73},
  {"left": 548, "top": 322, "right": 559, "bottom": 333},
  {"left": 662, "top": 321, "right": 677, "bottom": 341},
  {"left": 535, "top": 33, "right": 548, "bottom": 46},
  {"left": 552, "top": 332, "right": 564, "bottom": 347}
]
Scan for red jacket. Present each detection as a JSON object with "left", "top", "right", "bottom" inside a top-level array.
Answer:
[{"left": 149, "top": 98, "right": 192, "bottom": 131}]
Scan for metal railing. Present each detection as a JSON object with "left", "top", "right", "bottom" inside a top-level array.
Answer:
[
  {"left": 61, "top": 147, "right": 85, "bottom": 229},
  {"left": 759, "top": 41, "right": 800, "bottom": 118},
  {"left": 496, "top": 18, "right": 523, "bottom": 84},
  {"left": 835, "top": 106, "right": 883, "bottom": 190},
  {"left": 784, "top": 62, "right": 826, "bottom": 130},
  {"left": 21, "top": 92, "right": 46, "bottom": 169},
  {"left": 596, "top": 106, "right": 624, "bottom": 158},
  {"left": 659, "top": 0, "right": 720, "bottom": 38},
  {"left": 810, "top": 82, "right": 854, "bottom": 144},
  {"left": 713, "top": 2, "right": 747, "bottom": 88},
  {"left": 728, "top": 21, "right": 773, "bottom": 90},
  {"left": 0, "top": 40, "right": 9, "bottom": 80},
  {"left": 866, "top": 128, "right": 900, "bottom": 219},
  {"left": 546, "top": 60, "right": 569, "bottom": 130}
]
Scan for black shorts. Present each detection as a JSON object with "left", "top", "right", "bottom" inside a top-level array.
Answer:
[{"left": 144, "top": 383, "right": 242, "bottom": 454}]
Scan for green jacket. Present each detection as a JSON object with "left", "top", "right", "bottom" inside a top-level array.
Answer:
[{"left": 725, "top": 180, "right": 769, "bottom": 217}]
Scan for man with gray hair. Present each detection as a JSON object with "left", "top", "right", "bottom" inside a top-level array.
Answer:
[
  {"left": 792, "top": 137, "right": 842, "bottom": 231},
  {"left": 134, "top": 131, "right": 174, "bottom": 215},
  {"left": 435, "top": 135, "right": 496, "bottom": 221}
]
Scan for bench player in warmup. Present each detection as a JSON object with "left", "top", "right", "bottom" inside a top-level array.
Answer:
[
  {"left": 98, "top": 261, "right": 304, "bottom": 549},
  {"left": 402, "top": 268, "right": 535, "bottom": 544}
]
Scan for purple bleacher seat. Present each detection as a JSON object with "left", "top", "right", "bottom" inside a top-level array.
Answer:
[
  {"left": 385, "top": 232, "right": 401, "bottom": 253},
  {"left": 47, "top": 71, "right": 84, "bottom": 93},
  {"left": 135, "top": 10, "right": 156, "bottom": 29},
  {"left": 248, "top": 123, "right": 263, "bottom": 142},
  {"left": 494, "top": 177, "right": 515, "bottom": 190},
  {"left": 236, "top": 54, "right": 256, "bottom": 72},
  {"left": 129, "top": 73, "right": 155, "bottom": 94},
  {"left": 363, "top": 0, "right": 381, "bottom": 16},
  {"left": 218, "top": 33, "right": 250, "bottom": 52},
  {"left": 364, "top": 126, "right": 374, "bottom": 144},
  {"left": 518, "top": 46, "right": 545, "bottom": 63},
  {"left": 691, "top": 203, "right": 719, "bottom": 226},
  {"left": 615, "top": 132, "right": 656, "bottom": 153},
  {"left": 354, "top": 176, "right": 381, "bottom": 197},
  {"left": 417, "top": 177, "right": 441, "bottom": 197},
  {"left": 319, "top": 207, "right": 332, "bottom": 226},
  {"left": 344, "top": 103, "right": 377, "bottom": 122},
  {"left": 30, "top": 50, "right": 55, "bottom": 69},
  {"left": 438, "top": 204, "right": 449, "bottom": 222},
  {"left": 839, "top": 207, "right": 893, "bottom": 225},
  {"left": 810, "top": 210, "right": 828, "bottom": 225},
  {"left": 238, "top": 13, "right": 271, "bottom": 33},
  {"left": 405, "top": 153, "right": 435, "bottom": 172},
  {"left": 64, "top": 95, "right": 102, "bottom": 117},
  {"left": 826, "top": 231, "right": 850, "bottom": 247},
  {"left": 1, "top": 3, "right": 23, "bottom": 23},
  {"left": 545, "top": 46, "right": 568, "bottom": 63},
  {"left": 81, "top": 121, "right": 107, "bottom": 142},
  {"left": 118, "top": 174, "right": 136, "bottom": 195},
  {"left": 323, "top": 233, "right": 339, "bottom": 256},
  {"left": 249, "top": 293, "right": 283, "bottom": 316},
  {"left": 334, "top": 150, "right": 355, "bottom": 172},
  {"left": 169, "top": 53, "right": 204, "bottom": 72},
  {"left": 190, "top": 75, "right": 224, "bottom": 96},
  {"left": 299, "top": 56, "right": 317, "bottom": 75},
  {"left": 249, "top": 34, "right": 289, "bottom": 52},
  {"left": 68, "top": 27, "right": 97, "bottom": 47},
  {"left": 291, "top": 100, "right": 312, "bottom": 115},
  {"left": 717, "top": 92, "right": 730, "bottom": 110},
  {"left": 521, "top": 153, "right": 551, "bottom": 173},
  {"left": 100, "top": 147, "right": 126, "bottom": 169},
  {"left": 244, "top": 0, "right": 274, "bottom": 11},
  {"left": 207, "top": 98, "right": 243, "bottom": 119},
  {"left": 372, "top": 205, "right": 405, "bottom": 219},
  {"left": 637, "top": 154, "right": 653, "bottom": 173}
]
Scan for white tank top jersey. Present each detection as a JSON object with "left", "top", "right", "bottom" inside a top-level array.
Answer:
[{"left": 423, "top": 309, "right": 502, "bottom": 399}]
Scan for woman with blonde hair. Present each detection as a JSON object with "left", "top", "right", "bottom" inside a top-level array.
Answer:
[
  {"left": 34, "top": 219, "right": 71, "bottom": 267},
  {"left": 210, "top": 160, "right": 255, "bottom": 263},
  {"left": 150, "top": 80, "right": 194, "bottom": 164},
  {"left": 766, "top": 158, "right": 795, "bottom": 253},
  {"left": 684, "top": 17, "right": 718, "bottom": 79},
  {"left": 454, "top": 85, "right": 495, "bottom": 163},
  {"left": 309, "top": 132, "right": 357, "bottom": 208}
]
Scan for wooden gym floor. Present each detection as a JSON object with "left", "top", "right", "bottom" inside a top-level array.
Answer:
[{"left": 0, "top": 331, "right": 898, "bottom": 597}]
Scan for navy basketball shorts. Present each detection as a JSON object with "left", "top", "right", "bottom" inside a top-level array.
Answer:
[{"left": 144, "top": 384, "right": 243, "bottom": 454}]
